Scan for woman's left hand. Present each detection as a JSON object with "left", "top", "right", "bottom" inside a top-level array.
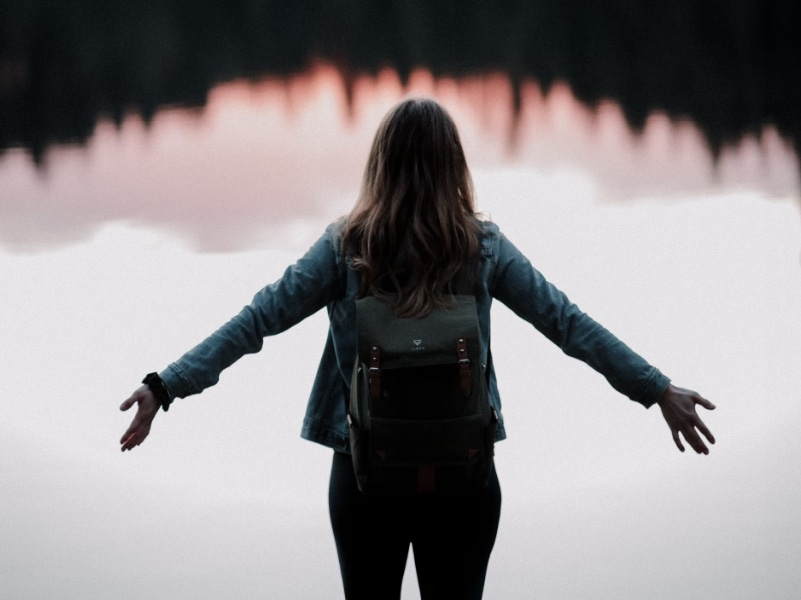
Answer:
[{"left": 657, "top": 384, "right": 716, "bottom": 454}]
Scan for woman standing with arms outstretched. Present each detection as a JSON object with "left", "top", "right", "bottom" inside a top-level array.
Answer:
[{"left": 120, "top": 98, "right": 715, "bottom": 600}]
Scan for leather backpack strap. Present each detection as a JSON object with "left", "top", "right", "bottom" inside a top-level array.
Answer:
[
  {"left": 368, "top": 344, "right": 382, "bottom": 400},
  {"left": 457, "top": 336, "right": 472, "bottom": 396}
]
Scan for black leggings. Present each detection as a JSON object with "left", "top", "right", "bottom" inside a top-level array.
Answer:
[{"left": 328, "top": 451, "right": 502, "bottom": 600}]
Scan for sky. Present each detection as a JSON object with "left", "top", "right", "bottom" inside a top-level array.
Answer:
[{"left": 1, "top": 68, "right": 800, "bottom": 599}]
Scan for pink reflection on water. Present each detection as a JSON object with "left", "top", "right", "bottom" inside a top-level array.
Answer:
[{"left": 0, "top": 65, "right": 797, "bottom": 253}]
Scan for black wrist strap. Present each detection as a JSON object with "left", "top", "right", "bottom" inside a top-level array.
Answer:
[{"left": 142, "top": 372, "right": 172, "bottom": 412}]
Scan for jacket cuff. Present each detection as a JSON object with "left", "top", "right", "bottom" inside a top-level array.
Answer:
[{"left": 633, "top": 368, "right": 671, "bottom": 408}]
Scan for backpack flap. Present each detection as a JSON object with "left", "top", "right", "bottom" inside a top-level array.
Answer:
[{"left": 348, "top": 295, "right": 496, "bottom": 495}]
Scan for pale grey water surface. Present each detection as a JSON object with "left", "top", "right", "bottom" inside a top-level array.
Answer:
[{"left": 1, "top": 70, "right": 800, "bottom": 599}]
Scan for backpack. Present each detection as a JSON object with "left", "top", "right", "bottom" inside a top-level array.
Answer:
[{"left": 348, "top": 294, "right": 497, "bottom": 495}]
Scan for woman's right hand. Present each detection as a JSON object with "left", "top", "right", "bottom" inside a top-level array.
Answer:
[{"left": 119, "top": 385, "right": 159, "bottom": 451}]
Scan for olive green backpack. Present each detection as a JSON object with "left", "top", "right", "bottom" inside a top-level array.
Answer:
[{"left": 348, "top": 294, "right": 497, "bottom": 495}]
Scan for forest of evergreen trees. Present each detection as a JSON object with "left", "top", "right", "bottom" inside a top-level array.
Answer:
[{"left": 1, "top": 0, "right": 798, "bottom": 168}]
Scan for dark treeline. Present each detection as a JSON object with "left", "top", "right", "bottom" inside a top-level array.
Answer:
[{"left": 1, "top": 0, "right": 798, "bottom": 168}]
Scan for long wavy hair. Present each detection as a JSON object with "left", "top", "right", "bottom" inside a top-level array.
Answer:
[{"left": 343, "top": 98, "right": 482, "bottom": 317}]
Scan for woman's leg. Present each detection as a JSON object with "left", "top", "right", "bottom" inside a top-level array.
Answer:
[
  {"left": 411, "top": 465, "right": 502, "bottom": 600},
  {"left": 328, "top": 451, "right": 411, "bottom": 600}
]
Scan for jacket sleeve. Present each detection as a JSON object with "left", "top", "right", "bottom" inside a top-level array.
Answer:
[
  {"left": 490, "top": 230, "right": 669, "bottom": 407},
  {"left": 159, "top": 226, "right": 342, "bottom": 400}
]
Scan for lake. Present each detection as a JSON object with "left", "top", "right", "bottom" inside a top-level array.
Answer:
[{"left": 2, "top": 5, "right": 800, "bottom": 598}]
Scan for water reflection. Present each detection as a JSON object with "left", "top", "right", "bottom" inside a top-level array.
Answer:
[
  {"left": 1, "top": 0, "right": 799, "bottom": 170},
  {"left": 1, "top": 67, "right": 797, "bottom": 253}
]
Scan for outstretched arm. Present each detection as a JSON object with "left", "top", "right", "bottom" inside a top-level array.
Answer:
[
  {"left": 119, "top": 385, "right": 159, "bottom": 451},
  {"left": 657, "top": 384, "right": 716, "bottom": 454}
]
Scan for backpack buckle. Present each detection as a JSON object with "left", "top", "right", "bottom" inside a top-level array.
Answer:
[
  {"left": 457, "top": 338, "right": 471, "bottom": 396},
  {"left": 368, "top": 345, "right": 382, "bottom": 399}
]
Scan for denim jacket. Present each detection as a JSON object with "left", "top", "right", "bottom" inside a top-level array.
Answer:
[{"left": 159, "top": 219, "right": 670, "bottom": 452}]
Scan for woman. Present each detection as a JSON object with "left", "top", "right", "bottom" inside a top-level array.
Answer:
[{"left": 120, "top": 98, "right": 715, "bottom": 599}]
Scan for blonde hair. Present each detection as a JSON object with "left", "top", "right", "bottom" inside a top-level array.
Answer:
[{"left": 343, "top": 98, "right": 481, "bottom": 317}]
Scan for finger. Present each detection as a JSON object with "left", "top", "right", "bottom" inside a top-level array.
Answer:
[
  {"left": 120, "top": 425, "right": 137, "bottom": 445},
  {"left": 122, "top": 439, "right": 140, "bottom": 452},
  {"left": 671, "top": 428, "right": 685, "bottom": 452},
  {"left": 121, "top": 430, "right": 144, "bottom": 451},
  {"left": 682, "top": 426, "right": 710, "bottom": 455},
  {"left": 121, "top": 420, "right": 151, "bottom": 449},
  {"left": 695, "top": 418, "right": 715, "bottom": 445},
  {"left": 120, "top": 432, "right": 136, "bottom": 451},
  {"left": 120, "top": 395, "right": 137, "bottom": 411},
  {"left": 690, "top": 438, "right": 709, "bottom": 455},
  {"left": 119, "top": 414, "right": 143, "bottom": 445},
  {"left": 694, "top": 395, "right": 716, "bottom": 411}
]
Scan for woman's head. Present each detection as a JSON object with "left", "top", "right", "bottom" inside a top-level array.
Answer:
[
  {"left": 344, "top": 98, "right": 481, "bottom": 317},
  {"left": 359, "top": 98, "right": 475, "bottom": 218}
]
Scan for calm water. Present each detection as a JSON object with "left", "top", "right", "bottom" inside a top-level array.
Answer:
[{"left": 2, "top": 68, "right": 800, "bottom": 600}]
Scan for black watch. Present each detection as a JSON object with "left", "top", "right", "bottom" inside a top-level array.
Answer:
[{"left": 142, "top": 372, "right": 172, "bottom": 412}]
